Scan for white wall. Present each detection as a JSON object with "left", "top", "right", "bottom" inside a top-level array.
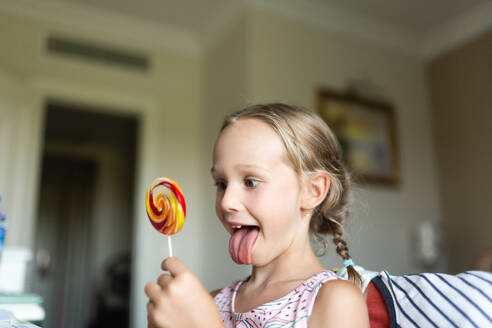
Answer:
[
  {"left": 199, "top": 9, "right": 443, "bottom": 296},
  {"left": 201, "top": 10, "right": 444, "bottom": 283},
  {"left": 0, "top": 70, "right": 42, "bottom": 251},
  {"left": 244, "top": 10, "right": 443, "bottom": 274},
  {"left": 202, "top": 14, "right": 254, "bottom": 291}
]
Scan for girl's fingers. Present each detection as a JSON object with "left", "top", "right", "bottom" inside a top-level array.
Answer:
[
  {"left": 144, "top": 282, "right": 162, "bottom": 301},
  {"left": 147, "top": 302, "right": 154, "bottom": 327},
  {"left": 161, "top": 257, "right": 189, "bottom": 276},
  {"left": 147, "top": 299, "right": 167, "bottom": 328},
  {"left": 157, "top": 273, "right": 173, "bottom": 288},
  {"left": 147, "top": 300, "right": 155, "bottom": 313},
  {"left": 147, "top": 301, "right": 157, "bottom": 328}
]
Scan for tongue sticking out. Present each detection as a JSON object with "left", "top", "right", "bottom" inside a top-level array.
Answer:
[{"left": 229, "top": 226, "right": 259, "bottom": 265}]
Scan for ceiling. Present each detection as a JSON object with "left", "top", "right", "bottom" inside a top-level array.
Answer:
[
  {"left": 54, "top": 0, "right": 229, "bottom": 35},
  {"left": 314, "top": 0, "right": 489, "bottom": 34},
  {"left": 55, "top": 0, "right": 490, "bottom": 35}
]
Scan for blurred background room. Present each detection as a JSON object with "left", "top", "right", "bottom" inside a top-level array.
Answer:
[{"left": 0, "top": 0, "right": 491, "bottom": 327}]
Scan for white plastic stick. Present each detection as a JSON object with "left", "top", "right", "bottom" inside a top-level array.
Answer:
[{"left": 168, "top": 235, "right": 173, "bottom": 258}]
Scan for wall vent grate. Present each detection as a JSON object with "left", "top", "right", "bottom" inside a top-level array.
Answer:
[{"left": 46, "top": 35, "right": 150, "bottom": 71}]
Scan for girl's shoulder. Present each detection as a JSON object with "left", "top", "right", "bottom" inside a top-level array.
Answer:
[
  {"left": 304, "top": 269, "right": 340, "bottom": 286},
  {"left": 309, "top": 279, "right": 369, "bottom": 327}
]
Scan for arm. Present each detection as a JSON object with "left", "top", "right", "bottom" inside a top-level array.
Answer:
[
  {"left": 145, "top": 257, "right": 225, "bottom": 328},
  {"left": 309, "top": 280, "right": 369, "bottom": 328}
]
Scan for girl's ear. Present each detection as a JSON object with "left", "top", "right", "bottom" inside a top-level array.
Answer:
[{"left": 300, "top": 173, "right": 330, "bottom": 210}]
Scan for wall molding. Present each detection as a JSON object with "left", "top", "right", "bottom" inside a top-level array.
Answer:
[
  {"left": 0, "top": 0, "right": 200, "bottom": 56},
  {"left": 1, "top": 0, "right": 491, "bottom": 60},
  {"left": 242, "top": 0, "right": 492, "bottom": 60},
  {"left": 419, "top": 1, "right": 492, "bottom": 59},
  {"left": 243, "top": 0, "right": 422, "bottom": 56}
]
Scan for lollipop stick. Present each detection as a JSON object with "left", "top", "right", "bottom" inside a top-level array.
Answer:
[{"left": 168, "top": 235, "right": 173, "bottom": 258}]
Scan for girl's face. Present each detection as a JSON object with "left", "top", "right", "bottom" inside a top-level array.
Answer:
[{"left": 212, "top": 118, "right": 310, "bottom": 266}]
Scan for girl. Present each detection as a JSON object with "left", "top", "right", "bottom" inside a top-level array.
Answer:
[{"left": 145, "top": 103, "right": 369, "bottom": 327}]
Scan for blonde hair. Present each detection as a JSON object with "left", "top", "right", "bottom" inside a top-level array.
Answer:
[{"left": 220, "top": 103, "right": 362, "bottom": 287}]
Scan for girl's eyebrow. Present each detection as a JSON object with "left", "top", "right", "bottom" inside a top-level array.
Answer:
[
  {"left": 210, "top": 166, "right": 225, "bottom": 178},
  {"left": 211, "top": 164, "right": 270, "bottom": 175},
  {"left": 234, "top": 164, "right": 270, "bottom": 173}
]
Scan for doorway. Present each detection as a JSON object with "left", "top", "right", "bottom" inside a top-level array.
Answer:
[{"left": 32, "top": 101, "right": 138, "bottom": 328}]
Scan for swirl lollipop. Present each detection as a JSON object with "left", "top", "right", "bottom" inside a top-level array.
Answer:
[{"left": 146, "top": 177, "right": 186, "bottom": 256}]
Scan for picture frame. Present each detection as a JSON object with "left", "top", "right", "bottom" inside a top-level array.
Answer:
[{"left": 317, "top": 88, "right": 400, "bottom": 186}]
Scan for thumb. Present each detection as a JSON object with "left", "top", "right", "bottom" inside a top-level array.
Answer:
[{"left": 161, "top": 257, "right": 189, "bottom": 277}]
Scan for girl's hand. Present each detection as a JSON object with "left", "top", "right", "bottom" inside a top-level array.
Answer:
[{"left": 145, "top": 257, "right": 224, "bottom": 328}]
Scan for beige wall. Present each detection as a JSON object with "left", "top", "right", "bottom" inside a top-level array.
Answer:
[
  {"left": 244, "top": 11, "right": 442, "bottom": 274},
  {"left": 202, "top": 14, "right": 252, "bottom": 291},
  {"left": 429, "top": 30, "right": 492, "bottom": 273}
]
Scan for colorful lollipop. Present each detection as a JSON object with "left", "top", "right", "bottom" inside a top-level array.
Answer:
[{"left": 146, "top": 177, "right": 186, "bottom": 256}]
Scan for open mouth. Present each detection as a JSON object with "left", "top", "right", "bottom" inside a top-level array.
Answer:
[
  {"left": 230, "top": 223, "right": 260, "bottom": 233},
  {"left": 231, "top": 224, "right": 258, "bottom": 230},
  {"left": 228, "top": 225, "right": 260, "bottom": 265}
]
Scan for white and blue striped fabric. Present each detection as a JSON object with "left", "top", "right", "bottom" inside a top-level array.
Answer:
[{"left": 378, "top": 270, "right": 492, "bottom": 328}]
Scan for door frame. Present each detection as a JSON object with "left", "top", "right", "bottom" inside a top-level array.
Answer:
[{"left": 27, "top": 76, "right": 158, "bottom": 327}]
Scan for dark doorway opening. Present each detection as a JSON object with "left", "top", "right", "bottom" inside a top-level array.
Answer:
[{"left": 32, "top": 101, "right": 138, "bottom": 328}]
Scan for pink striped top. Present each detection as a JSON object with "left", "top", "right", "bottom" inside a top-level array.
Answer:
[{"left": 214, "top": 270, "right": 340, "bottom": 328}]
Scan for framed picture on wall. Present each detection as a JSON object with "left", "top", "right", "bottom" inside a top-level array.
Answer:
[{"left": 317, "top": 88, "right": 400, "bottom": 186}]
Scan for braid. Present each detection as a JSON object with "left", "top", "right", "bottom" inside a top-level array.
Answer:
[{"left": 311, "top": 159, "right": 363, "bottom": 288}]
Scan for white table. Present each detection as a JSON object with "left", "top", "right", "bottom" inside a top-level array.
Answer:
[
  {"left": 0, "top": 309, "right": 41, "bottom": 327},
  {"left": 0, "top": 294, "right": 44, "bottom": 327}
]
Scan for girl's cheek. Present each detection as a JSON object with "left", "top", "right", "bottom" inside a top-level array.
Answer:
[{"left": 215, "top": 202, "right": 223, "bottom": 220}]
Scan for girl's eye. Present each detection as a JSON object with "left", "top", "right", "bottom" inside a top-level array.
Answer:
[
  {"left": 214, "top": 181, "right": 227, "bottom": 191},
  {"left": 244, "top": 178, "right": 260, "bottom": 188}
]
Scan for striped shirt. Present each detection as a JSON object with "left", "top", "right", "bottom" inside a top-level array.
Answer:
[{"left": 377, "top": 270, "right": 492, "bottom": 328}]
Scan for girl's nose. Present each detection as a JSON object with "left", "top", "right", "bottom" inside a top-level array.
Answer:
[{"left": 220, "top": 184, "right": 241, "bottom": 213}]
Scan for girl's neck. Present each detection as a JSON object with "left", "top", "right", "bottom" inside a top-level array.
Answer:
[{"left": 248, "top": 238, "right": 325, "bottom": 288}]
